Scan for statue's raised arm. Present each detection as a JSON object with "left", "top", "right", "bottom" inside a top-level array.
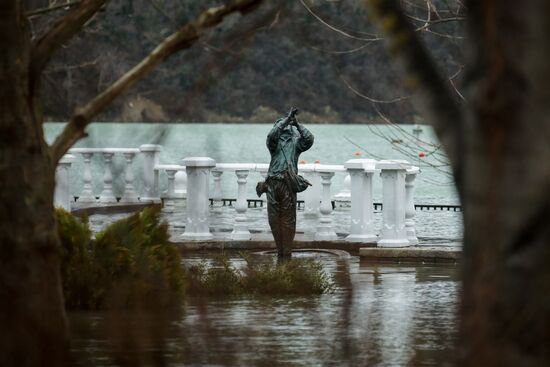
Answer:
[{"left": 260, "top": 107, "right": 314, "bottom": 261}]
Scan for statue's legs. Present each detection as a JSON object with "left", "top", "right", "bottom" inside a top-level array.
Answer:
[{"left": 267, "top": 179, "right": 296, "bottom": 260}]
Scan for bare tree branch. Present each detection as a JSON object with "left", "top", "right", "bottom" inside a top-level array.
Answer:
[
  {"left": 26, "top": 1, "right": 83, "bottom": 19},
  {"left": 31, "top": 0, "right": 107, "bottom": 74},
  {"left": 363, "top": 0, "right": 463, "bottom": 174},
  {"left": 50, "top": 0, "right": 264, "bottom": 163}
]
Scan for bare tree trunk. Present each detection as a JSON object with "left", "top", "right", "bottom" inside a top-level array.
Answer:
[
  {"left": 0, "top": 2, "right": 70, "bottom": 365},
  {"left": 459, "top": 1, "right": 550, "bottom": 365},
  {"left": 364, "top": 0, "right": 550, "bottom": 365}
]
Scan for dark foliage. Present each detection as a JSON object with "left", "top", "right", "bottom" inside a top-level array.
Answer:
[{"left": 56, "top": 207, "right": 185, "bottom": 309}]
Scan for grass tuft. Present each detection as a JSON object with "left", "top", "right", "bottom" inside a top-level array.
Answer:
[{"left": 186, "top": 253, "right": 334, "bottom": 296}]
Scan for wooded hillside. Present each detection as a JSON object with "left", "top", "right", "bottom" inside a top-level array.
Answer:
[{"left": 29, "top": 0, "right": 464, "bottom": 123}]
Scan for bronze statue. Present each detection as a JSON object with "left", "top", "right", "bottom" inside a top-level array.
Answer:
[{"left": 257, "top": 108, "right": 314, "bottom": 260}]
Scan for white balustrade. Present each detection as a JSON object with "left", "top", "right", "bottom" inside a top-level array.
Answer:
[
  {"left": 405, "top": 166, "right": 420, "bottom": 245},
  {"left": 299, "top": 164, "right": 321, "bottom": 217},
  {"left": 120, "top": 151, "right": 139, "bottom": 203},
  {"left": 69, "top": 148, "right": 140, "bottom": 204},
  {"left": 99, "top": 151, "right": 116, "bottom": 203},
  {"left": 78, "top": 151, "right": 95, "bottom": 203},
  {"left": 314, "top": 168, "right": 338, "bottom": 240},
  {"left": 140, "top": 144, "right": 162, "bottom": 202},
  {"left": 231, "top": 169, "right": 251, "bottom": 240},
  {"left": 56, "top": 144, "right": 424, "bottom": 246},
  {"left": 211, "top": 169, "right": 224, "bottom": 214},
  {"left": 344, "top": 159, "right": 378, "bottom": 242},
  {"left": 377, "top": 160, "right": 411, "bottom": 247},
  {"left": 181, "top": 157, "right": 216, "bottom": 240},
  {"left": 156, "top": 164, "right": 185, "bottom": 213},
  {"left": 55, "top": 154, "right": 75, "bottom": 210}
]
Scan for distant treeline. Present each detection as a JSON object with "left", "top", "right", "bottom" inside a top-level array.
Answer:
[{"left": 30, "top": 0, "right": 464, "bottom": 123}]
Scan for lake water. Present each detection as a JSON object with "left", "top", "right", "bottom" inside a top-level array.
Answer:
[
  {"left": 44, "top": 123, "right": 460, "bottom": 204},
  {"left": 68, "top": 254, "right": 460, "bottom": 366}
]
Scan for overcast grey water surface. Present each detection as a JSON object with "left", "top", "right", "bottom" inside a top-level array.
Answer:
[{"left": 69, "top": 254, "right": 460, "bottom": 366}]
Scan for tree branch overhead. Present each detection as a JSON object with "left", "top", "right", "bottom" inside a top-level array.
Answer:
[
  {"left": 31, "top": 0, "right": 107, "bottom": 74},
  {"left": 50, "top": 0, "right": 264, "bottom": 163},
  {"left": 364, "top": 0, "right": 463, "bottom": 176}
]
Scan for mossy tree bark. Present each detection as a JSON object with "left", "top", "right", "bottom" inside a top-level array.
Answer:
[
  {"left": 365, "top": 0, "right": 550, "bottom": 365},
  {"left": 0, "top": 2, "right": 70, "bottom": 365}
]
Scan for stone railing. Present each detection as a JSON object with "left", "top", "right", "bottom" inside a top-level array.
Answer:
[
  {"left": 179, "top": 157, "right": 419, "bottom": 247},
  {"left": 54, "top": 146, "right": 420, "bottom": 247}
]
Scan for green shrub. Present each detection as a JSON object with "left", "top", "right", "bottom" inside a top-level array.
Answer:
[
  {"left": 56, "top": 208, "right": 96, "bottom": 309},
  {"left": 186, "top": 253, "right": 334, "bottom": 296},
  {"left": 55, "top": 208, "right": 185, "bottom": 310}
]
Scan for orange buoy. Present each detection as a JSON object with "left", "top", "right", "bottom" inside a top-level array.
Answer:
[
  {"left": 314, "top": 159, "right": 321, "bottom": 164},
  {"left": 354, "top": 151, "right": 361, "bottom": 157},
  {"left": 419, "top": 151, "right": 426, "bottom": 158},
  {"left": 299, "top": 160, "right": 306, "bottom": 164}
]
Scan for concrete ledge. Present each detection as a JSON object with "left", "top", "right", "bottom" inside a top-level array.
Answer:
[
  {"left": 71, "top": 202, "right": 160, "bottom": 217},
  {"left": 359, "top": 246, "right": 461, "bottom": 264},
  {"left": 175, "top": 239, "right": 376, "bottom": 254}
]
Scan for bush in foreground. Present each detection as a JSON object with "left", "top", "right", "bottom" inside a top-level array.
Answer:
[
  {"left": 57, "top": 209, "right": 333, "bottom": 309},
  {"left": 56, "top": 208, "right": 185, "bottom": 309},
  {"left": 186, "top": 254, "right": 334, "bottom": 296}
]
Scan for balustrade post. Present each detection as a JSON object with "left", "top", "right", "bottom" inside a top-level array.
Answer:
[
  {"left": 163, "top": 168, "right": 178, "bottom": 213},
  {"left": 230, "top": 169, "right": 251, "bottom": 240},
  {"left": 174, "top": 170, "right": 187, "bottom": 198},
  {"left": 405, "top": 166, "right": 420, "bottom": 245},
  {"left": 211, "top": 169, "right": 224, "bottom": 214},
  {"left": 99, "top": 151, "right": 116, "bottom": 203},
  {"left": 181, "top": 157, "right": 216, "bottom": 240},
  {"left": 120, "top": 151, "right": 138, "bottom": 203},
  {"left": 139, "top": 144, "right": 162, "bottom": 202},
  {"left": 377, "top": 160, "right": 411, "bottom": 247},
  {"left": 344, "top": 159, "right": 378, "bottom": 242},
  {"left": 55, "top": 154, "right": 75, "bottom": 210},
  {"left": 314, "top": 171, "right": 337, "bottom": 240},
  {"left": 78, "top": 151, "right": 96, "bottom": 203},
  {"left": 303, "top": 165, "right": 321, "bottom": 217}
]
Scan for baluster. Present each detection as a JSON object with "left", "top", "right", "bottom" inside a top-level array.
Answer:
[
  {"left": 163, "top": 168, "right": 178, "bottom": 213},
  {"left": 54, "top": 154, "right": 75, "bottom": 210},
  {"left": 303, "top": 166, "right": 321, "bottom": 217},
  {"left": 211, "top": 169, "right": 224, "bottom": 214},
  {"left": 181, "top": 157, "right": 216, "bottom": 240},
  {"left": 120, "top": 151, "right": 138, "bottom": 203},
  {"left": 377, "top": 160, "right": 411, "bottom": 247},
  {"left": 139, "top": 144, "right": 162, "bottom": 202},
  {"left": 99, "top": 151, "right": 116, "bottom": 203},
  {"left": 405, "top": 167, "right": 420, "bottom": 245},
  {"left": 344, "top": 159, "right": 378, "bottom": 242},
  {"left": 174, "top": 170, "right": 187, "bottom": 198},
  {"left": 258, "top": 170, "right": 268, "bottom": 211},
  {"left": 315, "top": 171, "right": 337, "bottom": 240},
  {"left": 78, "top": 151, "right": 96, "bottom": 203},
  {"left": 230, "top": 169, "right": 251, "bottom": 240}
]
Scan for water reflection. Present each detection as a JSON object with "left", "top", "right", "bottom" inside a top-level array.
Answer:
[{"left": 68, "top": 256, "right": 460, "bottom": 366}]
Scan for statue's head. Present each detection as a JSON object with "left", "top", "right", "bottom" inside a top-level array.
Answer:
[{"left": 280, "top": 124, "right": 298, "bottom": 140}]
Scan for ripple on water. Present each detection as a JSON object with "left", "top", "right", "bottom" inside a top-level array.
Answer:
[{"left": 68, "top": 255, "right": 460, "bottom": 366}]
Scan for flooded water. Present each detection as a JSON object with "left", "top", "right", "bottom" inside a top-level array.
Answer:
[{"left": 68, "top": 254, "right": 460, "bottom": 366}]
